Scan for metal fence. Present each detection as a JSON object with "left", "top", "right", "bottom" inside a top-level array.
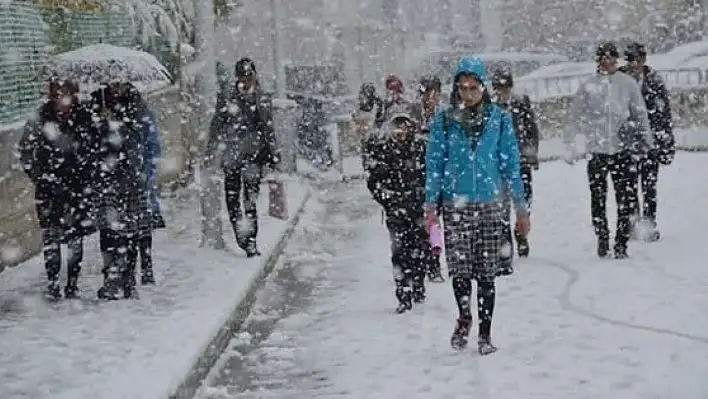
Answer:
[{"left": 0, "top": 2, "right": 138, "bottom": 127}]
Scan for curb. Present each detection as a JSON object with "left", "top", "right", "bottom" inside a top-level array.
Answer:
[{"left": 169, "top": 188, "right": 313, "bottom": 399}]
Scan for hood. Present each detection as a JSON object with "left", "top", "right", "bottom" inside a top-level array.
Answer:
[
  {"left": 455, "top": 57, "right": 488, "bottom": 86},
  {"left": 450, "top": 57, "right": 491, "bottom": 106}
]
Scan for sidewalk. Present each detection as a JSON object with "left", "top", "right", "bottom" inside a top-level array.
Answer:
[{"left": 0, "top": 176, "right": 310, "bottom": 399}]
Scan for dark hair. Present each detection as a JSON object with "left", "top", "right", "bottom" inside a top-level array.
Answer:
[
  {"left": 419, "top": 75, "right": 441, "bottom": 93},
  {"left": 625, "top": 42, "right": 647, "bottom": 60},
  {"left": 491, "top": 69, "right": 513, "bottom": 88},
  {"left": 235, "top": 57, "right": 257, "bottom": 78},
  {"left": 596, "top": 41, "right": 620, "bottom": 60}
]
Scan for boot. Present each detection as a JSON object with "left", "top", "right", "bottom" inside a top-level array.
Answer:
[
  {"left": 45, "top": 279, "right": 62, "bottom": 301},
  {"left": 477, "top": 335, "right": 498, "bottom": 355},
  {"left": 141, "top": 269, "right": 156, "bottom": 285},
  {"left": 597, "top": 237, "right": 610, "bottom": 258},
  {"left": 450, "top": 316, "right": 472, "bottom": 350},
  {"left": 613, "top": 244, "right": 628, "bottom": 259},
  {"left": 245, "top": 241, "right": 261, "bottom": 258},
  {"left": 515, "top": 230, "right": 530, "bottom": 257},
  {"left": 97, "top": 258, "right": 122, "bottom": 301},
  {"left": 395, "top": 285, "right": 413, "bottom": 314},
  {"left": 123, "top": 265, "right": 138, "bottom": 299},
  {"left": 64, "top": 277, "right": 79, "bottom": 299}
]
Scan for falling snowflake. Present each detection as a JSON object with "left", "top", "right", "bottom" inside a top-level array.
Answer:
[{"left": 42, "top": 122, "right": 60, "bottom": 141}]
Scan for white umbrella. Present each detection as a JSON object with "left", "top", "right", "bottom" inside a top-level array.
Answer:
[{"left": 49, "top": 43, "right": 172, "bottom": 91}]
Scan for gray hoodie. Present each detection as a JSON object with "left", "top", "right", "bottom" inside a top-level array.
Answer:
[{"left": 565, "top": 71, "right": 652, "bottom": 155}]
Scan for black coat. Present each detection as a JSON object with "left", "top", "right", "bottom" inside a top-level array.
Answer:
[
  {"left": 619, "top": 65, "right": 675, "bottom": 163},
  {"left": 497, "top": 94, "right": 540, "bottom": 167},
  {"left": 89, "top": 84, "right": 151, "bottom": 236},
  {"left": 205, "top": 84, "right": 278, "bottom": 170},
  {"left": 18, "top": 101, "right": 98, "bottom": 240},
  {"left": 366, "top": 135, "right": 427, "bottom": 223}
]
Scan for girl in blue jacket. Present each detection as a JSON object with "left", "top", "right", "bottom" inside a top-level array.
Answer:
[{"left": 425, "top": 57, "right": 530, "bottom": 355}]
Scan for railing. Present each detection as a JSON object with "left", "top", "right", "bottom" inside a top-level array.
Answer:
[{"left": 516, "top": 68, "right": 708, "bottom": 102}]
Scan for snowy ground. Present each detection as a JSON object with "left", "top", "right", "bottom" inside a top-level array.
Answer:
[
  {"left": 198, "top": 153, "right": 708, "bottom": 399},
  {"left": 0, "top": 177, "right": 309, "bottom": 399}
]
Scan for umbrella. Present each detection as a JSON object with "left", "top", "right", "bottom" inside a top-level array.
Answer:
[{"left": 48, "top": 44, "right": 172, "bottom": 91}]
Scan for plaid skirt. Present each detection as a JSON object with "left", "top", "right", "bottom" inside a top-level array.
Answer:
[
  {"left": 442, "top": 202, "right": 511, "bottom": 281},
  {"left": 95, "top": 185, "right": 152, "bottom": 238}
]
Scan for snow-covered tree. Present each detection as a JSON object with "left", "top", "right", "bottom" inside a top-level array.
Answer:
[{"left": 101, "top": 0, "right": 195, "bottom": 51}]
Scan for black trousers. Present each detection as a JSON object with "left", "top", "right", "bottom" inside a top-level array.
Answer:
[
  {"left": 636, "top": 154, "right": 660, "bottom": 221},
  {"left": 452, "top": 276, "right": 495, "bottom": 337},
  {"left": 99, "top": 229, "right": 134, "bottom": 283},
  {"left": 520, "top": 164, "right": 533, "bottom": 205},
  {"left": 224, "top": 165, "right": 262, "bottom": 251},
  {"left": 587, "top": 152, "right": 638, "bottom": 248},
  {"left": 42, "top": 228, "right": 83, "bottom": 283},
  {"left": 127, "top": 235, "right": 153, "bottom": 273},
  {"left": 386, "top": 216, "right": 427, "bottom": 302}
]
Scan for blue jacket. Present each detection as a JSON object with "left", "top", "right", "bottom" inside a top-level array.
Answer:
[
  {"left": 143, "top": 109, "right": 162, "bottom": 214},
  {"left": 425, "top": 57, "right": 528, "bottom": 214}
]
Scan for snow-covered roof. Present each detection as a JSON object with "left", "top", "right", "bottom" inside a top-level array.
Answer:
[
  {"left": 517, "top": 62, "right": 596, "bottom": 81},
  {"left": 475, "top": 52, "right": 568, "bottom": 63},
  {"left": 676, "top": 55, "right": 708, "bottom": 69},
  {"left": 650, "top": 41, "right": 708, "bottom": 70}
]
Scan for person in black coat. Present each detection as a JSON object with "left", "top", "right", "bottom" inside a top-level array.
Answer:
[
  {"left": 620, "top": 42, "right": 676, "bottom": 241},
  {"left": 18, "top": 78, "right": 97, "bottom": 300},
  {"left": 204, "top": 57, "right": 279, "bottom": 257},
  {"left": 89, "top": 81, "right": 151, "bottom": 300},
  {"left": 410, "top": 75, "right": 445, "bottom": 282},
  {"left": 366, "top": 111, "right": 429, "bottom": 314},
  {"left": 491, "top": 69, "right": 540, "bottom": 258}
]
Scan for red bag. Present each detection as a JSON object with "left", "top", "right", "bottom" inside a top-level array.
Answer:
[{"left": 267, "top": 178, "right": 288, "bottom": 220}]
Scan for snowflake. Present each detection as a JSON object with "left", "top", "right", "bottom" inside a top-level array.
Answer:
[{"left": 42, "top": 122, "right": 60, "bottom": 141}]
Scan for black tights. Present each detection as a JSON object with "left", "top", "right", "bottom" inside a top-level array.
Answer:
[{"left": 452, "top": 276, "right": 496, "bottom": 337}]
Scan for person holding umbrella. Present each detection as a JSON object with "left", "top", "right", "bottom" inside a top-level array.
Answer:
[{"left": 89, "top": 80, "right": 152, "bottom": 300}]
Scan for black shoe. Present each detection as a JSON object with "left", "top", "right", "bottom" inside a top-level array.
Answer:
[
  {"left": 245, "top": 242, "right": 261, "bottom": 258},
  {"left": 413, "top": 291, "right": 426, "bottom": 304},
  {"left": 45, "top": 281, "right": 62, "bottom": 301},
  {"left": 64, "top": 282, "right": 79, "bottom": 299},
  {"left": 515, "top": 231, "right": 530, "bottom": 257},
  {"left": 123, "top": 273, "right": 138, "bottom": 299},
  {"left": 613, "top": 245, "right": 628, "bottom": 259},
  {"left": 597, "top": 238, "right": 610, "bottom": 258},
  {"left": 428, "top": 270, "right": 445, "bottom": 283},
  {"left": 141, "top": 269, "right": 156, "bottom": 285},
  {"left": 647, "top": 230, "right": 661, "bottom": 242},
  {"left": 395, "top": 301, "right": 413, "bottom": 314},
  {"left": 477, "top": 335, "right": 498, "bottom": 355},
  {"left": 97, "top": 285, "right": 121, "bottom": 301},
  {"left": 451, "top": 317, "right": 472, "bottom": 350}
]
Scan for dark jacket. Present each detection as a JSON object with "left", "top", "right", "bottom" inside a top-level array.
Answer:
[
  {"left": 366, "top": 132, "right": 427, "bottom": 223},
  {"left": 205, "top": 84, "right": 278, "bottom": 170},
  {"left": 619, "top": 65, "right": 675, "bottom": 163},
  {"left": 18, "top": 101, "right": 97, "bottom": 239},
  {"left": 89, "top": 84, "right": 151, "bottom": 236},
  {"left": 497, "top": 94, "right": 540, "bottom": 167}
]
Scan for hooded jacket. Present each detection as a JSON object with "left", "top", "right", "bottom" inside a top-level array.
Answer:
[
  {"left": 425, "top": 57, "right": 527, "bottom": 214},
  {"left": 565, "top": 69, "right": 652, "bottom": 156}
]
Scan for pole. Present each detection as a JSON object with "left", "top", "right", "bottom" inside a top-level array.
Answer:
[{"left": 270, "top": 0, "right": 285, "bottom": 98}]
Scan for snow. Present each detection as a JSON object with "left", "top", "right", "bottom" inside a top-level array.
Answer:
[
  {"left": 51, "top": 44, "right": 172, "bottom": 85},
  {"left": 198, "top": 152, "right": 708, "bottom": 398},
  {"left": 0, "top": 178, "right": 309, "bottom": 399}
]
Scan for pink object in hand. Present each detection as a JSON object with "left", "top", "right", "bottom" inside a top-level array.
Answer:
[{"left": 428, "top": 223, "right": 443, "bottom": 257}]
